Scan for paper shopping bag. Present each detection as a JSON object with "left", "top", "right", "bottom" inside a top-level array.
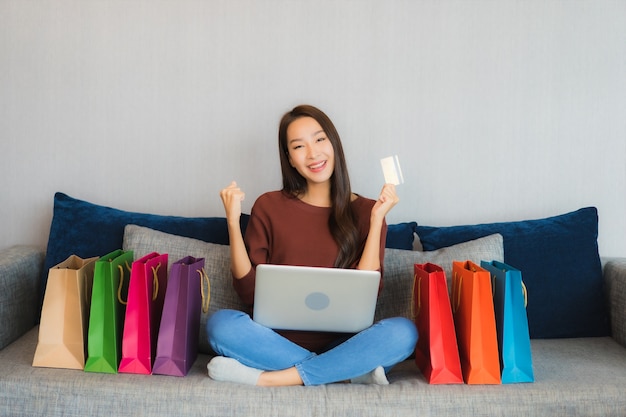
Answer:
[
  {"left": 413, "top": 263, "right": 463, "bottom": 384},
  {"left": 451, "top": 261, "right": 501, "bottom": 384},
  {"left": 481, "top": 261, "right": 534, "bottom": 383},
  {"left": 119, "top": 252, "right": 168, "bottom": 375},
  {"left": 33, "top": 255, "right": 98, "bottom": 369},
  {"left": 152, "top": 256, "right": 208, "bottom": 377},
  {"left": 84, "top": 249, "right": 133, "bottom": 374}
]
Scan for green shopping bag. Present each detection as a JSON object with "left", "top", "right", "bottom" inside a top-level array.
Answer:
[{"left": 84, "top": 249, "right": 133, "bottom": 374}]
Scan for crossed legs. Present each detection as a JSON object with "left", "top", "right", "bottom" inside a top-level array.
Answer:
[{"left": 206, "top": 309, "right": 418, "bottom": 386}]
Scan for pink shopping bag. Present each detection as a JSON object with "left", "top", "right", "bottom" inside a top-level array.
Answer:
[{"left": 119, "top": 252, "right": 168, "bottom": 374}]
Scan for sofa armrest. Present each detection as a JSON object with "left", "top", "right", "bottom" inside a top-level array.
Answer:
[
  {"left": 0, "top": 245, "right": 44, "bottom": 350},
  {"left": 604, "top": 257, "right": 626, "bottom": 348}
]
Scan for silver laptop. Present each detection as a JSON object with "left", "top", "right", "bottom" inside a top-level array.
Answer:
[{"left": 253, "top": 264, "right": 381, "bottom": 333}]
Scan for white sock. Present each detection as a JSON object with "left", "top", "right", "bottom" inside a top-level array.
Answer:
[
  {"left": 350, "top": 366, "right": 389, "bottom": 385},
  {"left": 207, "top": 356, "right": 263, "bottom": 385}
]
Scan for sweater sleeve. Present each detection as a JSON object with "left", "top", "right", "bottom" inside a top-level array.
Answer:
[
  {"left": 353, "top": 196, "right": 387, "bottom": 276},
  {"left": 379, "top": 218, "right": 388, "bottom": 278},
  {"left": 371, "top": 213, "right": 387, "bottom": 293},
  {"left": 232, "top": 195, "right": 272, "bottom": 306}
]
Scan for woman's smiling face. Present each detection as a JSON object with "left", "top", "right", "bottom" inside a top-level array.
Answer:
[{"left": 286, "top": 116, "right": 335, "bottom": 187}]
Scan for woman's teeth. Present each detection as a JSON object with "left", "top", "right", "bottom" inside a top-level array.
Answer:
[{"left": 309, "top": 161, "right": 325, "bottom": 170}]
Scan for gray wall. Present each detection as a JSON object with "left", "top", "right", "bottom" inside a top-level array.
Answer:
[{"left": 2, "top": 0, "right": 625, "bottom": 255}]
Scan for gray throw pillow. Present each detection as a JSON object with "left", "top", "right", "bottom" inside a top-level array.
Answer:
[
  {"left": 376, "top": 233, "right": 504, "bottom": 322},
  {"left": 123, "top": 224, "right": 503, "bottom": 354},
  {"left": 123, "top": 224, "right": 246, "bottom": 354}
]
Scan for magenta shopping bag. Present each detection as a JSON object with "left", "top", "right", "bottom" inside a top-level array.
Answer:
[
  {"left": 119, "top": 252, "right": 168, "bottom": 375},
  {"left": 152, "top": 256, "right": 208, "bottom": 377}
]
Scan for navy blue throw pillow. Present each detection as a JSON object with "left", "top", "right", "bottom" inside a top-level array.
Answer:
[
  {"left": 41, "top": 192, "right": 249, "bottom": 303},
  {"left": 416, "top": 207, "right": 608, "bottom": 339},
  {"left": 385, "top": 221, "right": 417, "bottom": 250}
]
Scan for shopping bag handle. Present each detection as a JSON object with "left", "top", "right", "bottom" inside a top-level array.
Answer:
[
  {"left": 151, "top": 264, "right": 161, "bottom": 301},
  {"left": 451, "top": 273, "right": 462, "bottom": 313},
  {"left": 410, "top": 274, "right": 421, "bottom": 320},
  {"left": 198, "top": 269, "right": 211, "bottom": 314},
  {"left": 84, "top": 271, "right": 92, "bottom": 304},
  {"left": 117, "top": 262, "right": 131, "bottom": 305},
  {"left": 492, "top": 269, "right": 529, "bottom": 308}
]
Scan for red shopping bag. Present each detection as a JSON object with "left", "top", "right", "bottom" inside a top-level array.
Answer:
[
  {"left": 118, "top": 252, "right": 168, "bottom": 375},
  {"left": 413, "top": 263, "right": 463, "bottom": 384},
  {"left": 451, "top": 261, "right": 501, "bottom": 385}
]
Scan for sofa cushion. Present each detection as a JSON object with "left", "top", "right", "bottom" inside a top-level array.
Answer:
[
  {"left": 123, "top": 225, "right": 246, "bottom": 355},
  {"left": 375, "top": 233, "right": 504, "bottom": 322},
  {"left": 4, "top": 327, "right": 626, "bottom": 416},
  {"left": 415, "top": 207, "right": 608, "bottom": 339}
]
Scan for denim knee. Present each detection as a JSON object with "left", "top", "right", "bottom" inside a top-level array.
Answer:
[
  {"left": 382, "top": 317, "right": 419, "bottom": 357},
  {"left": 206, "top": 309, "right": 249, "bottom": 354}
]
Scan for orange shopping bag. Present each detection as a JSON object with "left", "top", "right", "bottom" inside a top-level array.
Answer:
[
  {"left": 413, "top": 263, "right": 463, "bottom": 384},
  {"left": 451, "top": 260, "right": 501, "bottom": 384}
]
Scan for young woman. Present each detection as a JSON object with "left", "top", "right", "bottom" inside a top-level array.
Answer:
[{"left": 207, "top": 105, "right": 418, "bottom": 386}]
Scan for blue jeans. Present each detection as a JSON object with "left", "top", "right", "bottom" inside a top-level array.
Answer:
[{"left": 206, "top": 309, "right": 418, "bottom": 386}]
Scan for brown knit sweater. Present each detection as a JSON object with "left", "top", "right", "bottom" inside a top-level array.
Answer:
[{"left": 232, "top": 190, "right": 386, "bottom": 352}]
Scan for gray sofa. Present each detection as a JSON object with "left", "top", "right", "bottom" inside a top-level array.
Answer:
[{"left": 2, "top": 230, "right": 626, "bottom": 417}]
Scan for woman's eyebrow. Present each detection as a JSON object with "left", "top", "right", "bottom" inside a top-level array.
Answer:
[{"left": 289, "top": 130, "right": 325, "bottom": 144}]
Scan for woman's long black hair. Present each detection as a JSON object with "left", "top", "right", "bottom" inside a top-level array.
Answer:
[{"left": 278, "top": 105, "right": 360, "bottom": 269}]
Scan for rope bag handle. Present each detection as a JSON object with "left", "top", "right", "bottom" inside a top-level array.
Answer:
[
  {"left": 151, "top": 263, "right": 161, "bottom": 301},
  {"left": 410, "top": 274, "right": 421, "bottom": 321},
  {"left": 198, "top": 268, "right": 211, "bottom": 314},
  {"left": 116, "top": 261, "right": 132, "bottom": 305},
  {"left": 451, "top": 272, "right": 462, "bottom": 313}
]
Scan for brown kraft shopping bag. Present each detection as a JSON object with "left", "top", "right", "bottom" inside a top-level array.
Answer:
[{"left": 33, "top": 255, "right": 98, "bottom": 369}]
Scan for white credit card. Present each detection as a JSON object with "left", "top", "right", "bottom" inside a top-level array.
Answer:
[{"left": 380, "top": 155, "right": 404, "bottom": 185}]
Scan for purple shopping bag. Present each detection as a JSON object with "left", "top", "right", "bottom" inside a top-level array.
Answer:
[{"left": 152, "top": 256, "right": 208, "bottom": 376}]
